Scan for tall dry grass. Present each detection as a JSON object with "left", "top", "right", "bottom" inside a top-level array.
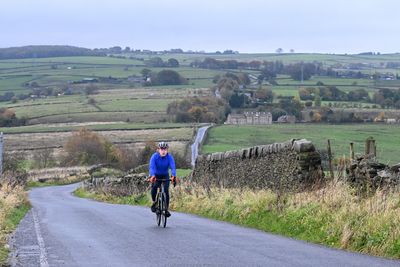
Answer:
[
  {"left": 171, "top": 179, "right": 400, "bottom": 259},
  {"left": 0, "top": 180, "right": 30, "bottom": 263}
]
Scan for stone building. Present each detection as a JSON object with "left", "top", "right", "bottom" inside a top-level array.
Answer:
[
  {"left": 225, "top": 112, "right": 272, "bottom": 125},
  {"left": 277, "top": 115, "right": 296, "bottom": 123}
]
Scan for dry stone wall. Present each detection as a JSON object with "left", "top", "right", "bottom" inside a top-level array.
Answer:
[
  {"left": 83, "top": 166, "right": 148, "bottom": 196},
  {"left": 347, "top": 155, "right": 400, "bottom": 190},
  {"left": 191, "top": 139, "right": 324, "bottom": 191}
]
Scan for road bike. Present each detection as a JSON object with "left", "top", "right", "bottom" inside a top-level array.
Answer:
[{"left": 153, "top": 178, "right": 171, "bottom": 228}]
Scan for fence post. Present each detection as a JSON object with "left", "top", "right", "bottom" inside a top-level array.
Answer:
[
  {"left": 365, "top": 138, "right": 370, "bottom": 155},
  {"left": 365, "top": 137, "right": 376, "bottom": 157},
  {"left": 349, "top": 142, "right": 355, "bottom": 160},
  {"left": 327, "top": 139, "right": 334, "bottom": 180}
]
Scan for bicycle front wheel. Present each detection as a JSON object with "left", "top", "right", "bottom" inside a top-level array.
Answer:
[
  {"left": 156, "top": 194, "right": 161, "bottom": 226},
  {"left": 161, "top": 193, "right": 167, "bottom": 228}
]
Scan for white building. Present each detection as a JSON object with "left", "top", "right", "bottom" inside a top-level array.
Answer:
[{"left": 225, "top": 112, "right": 272, "bottom": 125}]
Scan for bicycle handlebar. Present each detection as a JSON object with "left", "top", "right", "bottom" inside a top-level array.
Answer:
[
  {"left": 155, "top": 178, "right": 172, "bottom": 182},
  {"left": 146, "top": 178, "right": 172, "bottom": 182}
]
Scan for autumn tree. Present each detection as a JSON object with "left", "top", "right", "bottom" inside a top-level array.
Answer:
[
  {"left": 63, "top": 128, "right": 119, "bottom": 166},
  {"left": 255, "top": 87, "right": 274, "bottom": 103}
]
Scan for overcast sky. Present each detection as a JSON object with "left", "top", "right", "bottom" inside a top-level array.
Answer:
[{"left": 1, "top": 0, "right": 399, "bottom": 54}]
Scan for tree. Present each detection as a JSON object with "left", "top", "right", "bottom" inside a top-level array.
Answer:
[
  {"left": 109, "top": 46, "right": 122, "bottom": 53},
  {"left": 287, "top": 63, "right": 316, "bottom": 81},
  {"left": 152, "top": 70, "right": 187, "bottom": 85},
  {"left": 304, "top": 101, "right": 313, "bottom": 107},
  {"left": 167, "top": 97, "right": 229, "bottom": 123},
  {"left": 84, "top": 84, "right": 99, "bottom": 95},
  {"left": 255, "top": 87, "right": 274, "bottom": 103},
  {"left": 167, "top": 58, "right": 179, "bottom": 67},
  {"left": 374, "top": 111, "right": 385, "bottom": 122},
  {"left": 63, "top": 128, "right": 107, "bottom": 165},
  {"left": 87, "top": 98, "right": 96, "bottom": 105},
  {"left": 271, "top": 108, "right": 287, "bottom": 121},
  {"left": 279, "top": 96, "right": 303, "bottom": 118},
  {"left": 145, "top": 57, "right": 164, "bottom": 67},
  {"left": 276, "top": 48, "right": 283, "bottom": 53},
  {"left": 258, "top": 68, "right": 276, "bottom": 83},
  {"left": 188, "top": 106, "right": 205, "bottom": 122},
  {"left": 312, "top": 112, "right": 322, "bottom": 122},
  {"left": 229, "top": 93, "right": 247, "bottom": 108},
  {"left": 298, "top": 87, "right": 316, "bottom": 101},
  {"left": 141, "top": 68, "right": 152, "bottom": 78},
  {"left": 33, "top": 148, "right": 55, "bottom": 168},
  {"left": 314, "top": 94, "right": 321, "bottom": 107},
  {"left": 348, "top": 88, "right": 369, "bottom": 101}
]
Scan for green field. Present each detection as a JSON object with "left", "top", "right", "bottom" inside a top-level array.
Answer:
[
  {"left": 136, "top": 52, "right": 400, "bottom": 66},
  {"left": 0, "top": 54, "right": 398, "bottom": 127},
  {"left": 1, "top": 54, "right": 399, "bottom": 115},
  {"left": 0, "top": 56, "right": 225, "bottom": 92},
  {"left": 0, "top": 87, "right": 196, "bottom": 122},
  {"left": 0, "top": 122, "right": 192, "bottom": 134},
  {"left": 203, "top": 124, "right": 400, "bottom": 164}
]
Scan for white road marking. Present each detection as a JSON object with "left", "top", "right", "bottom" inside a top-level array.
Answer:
[{"left": 32, "top": 209, "right": 49, "bottom": 267}]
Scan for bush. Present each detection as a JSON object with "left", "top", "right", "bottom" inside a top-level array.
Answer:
[
  {"left": 0, "top": 108, "right": 26, "bottom": 127},
  {"left": 63, "top": 128, "right": 119, "bottom": 166},
  {"left": 138, "top": 141, "right": 157, "bottom": 165},
  {"left": 114, "top": 147, "right": 140, "bottom": 171},
  {"left": 3, "top": 151, "right": 26, "bottom": 174},
  {"left": 151, "top": 70, "right": 187, "bottom": 86}
]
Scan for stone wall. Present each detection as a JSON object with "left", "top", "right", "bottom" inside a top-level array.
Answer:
[
  {"left": 347, "top": 155, "right": 400, "bottom": 190},
  {"left": 191, "top": 139, "right": 324, "bottom": 192},
  {"left": 83, "top": 167, "right": 148, "bottom": 196}
]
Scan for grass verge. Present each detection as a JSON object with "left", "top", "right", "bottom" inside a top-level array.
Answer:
[
  {"left": 73, "top": 187, "right": 151, "bottom": 206},
  {"left": 0, "top": 183, "right": 30, "bottom": 265},
  {"left": 170, "top": 182, "right": 400, "bottom": 259}
]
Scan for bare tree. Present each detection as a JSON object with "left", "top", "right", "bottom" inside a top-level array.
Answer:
[{"left": 33, "top": 148, "right": 55, "bottom": 169}]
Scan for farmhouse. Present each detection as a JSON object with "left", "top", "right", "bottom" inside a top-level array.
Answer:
[{"left": 225, "top": 112, "right": 272, "bottom": 125}]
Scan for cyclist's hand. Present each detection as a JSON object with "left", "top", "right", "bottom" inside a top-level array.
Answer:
[
  {"left": 171, "top": 176, "right": 179, "bottom": 187},
  {"left": 149, "top": 176, "right": 156, "bottom": 183}
]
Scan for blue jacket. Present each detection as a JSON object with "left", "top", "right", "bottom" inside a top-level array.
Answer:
[{"left": 149, "top": 152, "right": 176, "bottom": 177}]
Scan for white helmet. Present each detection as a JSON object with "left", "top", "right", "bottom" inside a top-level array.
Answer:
[{"left": 158, "top": 141, "right": 169, "bottom": 149}]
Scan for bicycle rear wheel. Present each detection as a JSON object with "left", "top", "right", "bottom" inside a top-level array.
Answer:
[{"left": 161, "top": 193, "right": 167, "bottom": 228}]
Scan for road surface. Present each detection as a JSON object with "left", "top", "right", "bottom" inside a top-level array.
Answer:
[
  {"left": 191, "top": 125, "right": 211, "bottom": 166},
  {"left": 9, "top": 184, "right": 400, "bottom": 266}
]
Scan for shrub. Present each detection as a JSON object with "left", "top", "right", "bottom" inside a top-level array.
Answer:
[
  {"left": 138, "top": 141, "right": 156, "bottom": 165},
  {"left": 63, "top": 128, "right": 119, "bottom": 166}
]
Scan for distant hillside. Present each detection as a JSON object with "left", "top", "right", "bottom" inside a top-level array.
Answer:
[{"left": 0, "top": 45, "right": 105, "bottom": 59}]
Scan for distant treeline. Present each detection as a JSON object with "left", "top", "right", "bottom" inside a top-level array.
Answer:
[{"left": 0, "top": 45, "right": 106, "bottom": 59}]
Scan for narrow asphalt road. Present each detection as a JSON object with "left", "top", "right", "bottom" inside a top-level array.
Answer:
[
  {"left": 191, "top": 125, "right": 211, "bottom": 166},
  {"left": 9, "top": 184, "right": 400, "bottom": 267}
]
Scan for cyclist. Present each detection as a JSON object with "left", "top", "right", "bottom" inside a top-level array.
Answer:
[{"left": 149, "top": 141, "right": 177, "bottom": 217}]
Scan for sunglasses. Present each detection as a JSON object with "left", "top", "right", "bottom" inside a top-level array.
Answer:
[{"left": 159, "top": 148, "right": 168, "bottom": 150}]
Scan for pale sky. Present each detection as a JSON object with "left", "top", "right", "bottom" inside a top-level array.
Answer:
[{"left": 1, "top": 0, "right": 399, "bottom": 54}]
